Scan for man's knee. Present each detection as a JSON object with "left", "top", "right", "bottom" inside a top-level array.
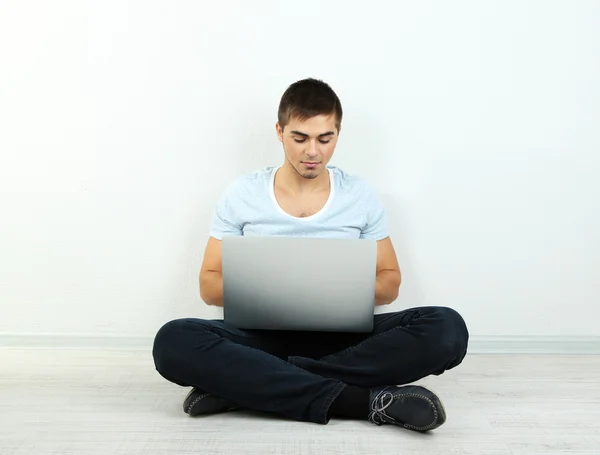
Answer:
[
  {"left": 153, "top": 319, "right": 183, "bottom": 375},
  {"left": 432, "top": 306, "right": 469, "bottom": 363},
  {"left": 152, "top": 318, "right": 209, "bottom": 377}
]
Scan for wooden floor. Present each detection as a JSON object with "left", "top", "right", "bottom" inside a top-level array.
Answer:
[{"left": 0, "top": 348, "right": 599, "bottom": 455}]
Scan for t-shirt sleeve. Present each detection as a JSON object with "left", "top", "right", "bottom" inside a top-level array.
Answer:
[
  {"left": 208, "top": 182, "right": 244, "bottom": 240},
  {"left": 359, "top": 183, "right": 390, "bottom": 241}
]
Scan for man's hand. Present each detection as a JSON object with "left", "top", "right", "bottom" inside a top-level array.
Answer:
[{"left": 374, "top": 237, "right": 401, "bottom": 306}]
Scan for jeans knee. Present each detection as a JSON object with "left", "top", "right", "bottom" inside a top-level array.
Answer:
[
  {"left": 152, "top": 319, "right": 188, "bottom": 375},
  {"left": 434, "top": 307, "right": 469, "bottom": 362},
  {"left": 152, "top": 318, "right": 215, "bottom": 379}
]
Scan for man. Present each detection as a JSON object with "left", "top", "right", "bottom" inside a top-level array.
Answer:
[{"left": 153, "top": 78, "right": 468, "bottom": 431}]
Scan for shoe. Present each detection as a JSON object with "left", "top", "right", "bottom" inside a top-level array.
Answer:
[
  {"left": 183, "top": 388, "right": 239, "bottom": 416},
  {"left": 368, "top": 385, "right": 446, "bottom": 432}
]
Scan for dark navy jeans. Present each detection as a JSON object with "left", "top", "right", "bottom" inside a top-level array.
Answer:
[{"left": 152, "top": 306, "right": 468, "bottom": 424}]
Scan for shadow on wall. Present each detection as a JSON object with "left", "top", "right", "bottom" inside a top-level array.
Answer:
[{"left": 378, "top": 193, "right": 428, "bottom": 313}]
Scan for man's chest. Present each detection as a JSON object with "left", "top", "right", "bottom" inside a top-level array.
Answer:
[{"left": 274, "top": 191, "right": 330, "bottom": 218}]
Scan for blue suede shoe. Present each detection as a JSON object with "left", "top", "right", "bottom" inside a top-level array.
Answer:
[{"left": 368, "top": 385, "right": 446, "bottom": 432}]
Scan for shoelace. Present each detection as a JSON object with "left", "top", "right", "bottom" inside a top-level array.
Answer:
[{"left": 368, "top": 388, "right": 397, "bottom": 425}]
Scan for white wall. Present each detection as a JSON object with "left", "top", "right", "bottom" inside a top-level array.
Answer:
[{"left": 1, "top": 0, "right": 599, "bottom": 339}]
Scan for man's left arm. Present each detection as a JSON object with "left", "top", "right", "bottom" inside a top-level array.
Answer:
[{"left": 375, "top": 237, "right": 402, "bottom": 306}]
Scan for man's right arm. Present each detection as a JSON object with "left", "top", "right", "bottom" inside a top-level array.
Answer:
[{"left": 199, "top": 237, "right": 224, "bottom": 306}]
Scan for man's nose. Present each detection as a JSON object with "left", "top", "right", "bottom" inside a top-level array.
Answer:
[{"left": 306, "top": 141, "right": 318, "bottom": 157}]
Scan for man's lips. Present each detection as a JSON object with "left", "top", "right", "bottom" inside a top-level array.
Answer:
[{"left": 303, "top": 162, "right": 319, "bottom": 169}]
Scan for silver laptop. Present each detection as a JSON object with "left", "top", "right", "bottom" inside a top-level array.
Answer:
[{"left": 222, "top": 236, "right": 376, "bottom": 332}]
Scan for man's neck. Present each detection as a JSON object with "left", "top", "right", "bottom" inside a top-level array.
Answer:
[{"left": 276, "top": 162, "right": 330, "bottom": 195}]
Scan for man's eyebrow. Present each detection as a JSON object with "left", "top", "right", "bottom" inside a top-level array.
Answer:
[{"left": 290, "top": 130, "right": 335, "bottom": 138}]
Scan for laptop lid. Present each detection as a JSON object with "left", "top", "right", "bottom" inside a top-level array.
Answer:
[{"left": 222, "top": 236, "right": 376, "bottom": 332}]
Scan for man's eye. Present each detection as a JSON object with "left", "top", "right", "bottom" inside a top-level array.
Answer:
[{"left": 293, "top": 138, "right": 331, "bottom": 144}]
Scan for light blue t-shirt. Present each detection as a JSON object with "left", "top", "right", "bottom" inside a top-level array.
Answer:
[{"left": 209, "top": 166, "right": 389, "bottom": 241}]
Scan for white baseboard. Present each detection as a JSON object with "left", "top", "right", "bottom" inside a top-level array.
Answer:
[
  {"left": 0, "top": 333, "right": 152, "bottom": 350},
  {"left": 0, "top": 333, "right": 599, "bottom": 354},
  {"left": 467, "top": 336, "right": 600, "bottom": 354}
]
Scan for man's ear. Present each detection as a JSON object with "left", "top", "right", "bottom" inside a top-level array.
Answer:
[{"left": 275, "top": 122, "right": 284, "bottom": 142}]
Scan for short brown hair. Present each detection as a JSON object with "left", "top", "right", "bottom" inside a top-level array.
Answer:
[{"left": 277, "top": 78, "right": 343, "bottom": 131}]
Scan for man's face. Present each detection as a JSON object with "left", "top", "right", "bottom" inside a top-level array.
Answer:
[{"left": 276, "top": 114, "right": 340, "bottom": 180}]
